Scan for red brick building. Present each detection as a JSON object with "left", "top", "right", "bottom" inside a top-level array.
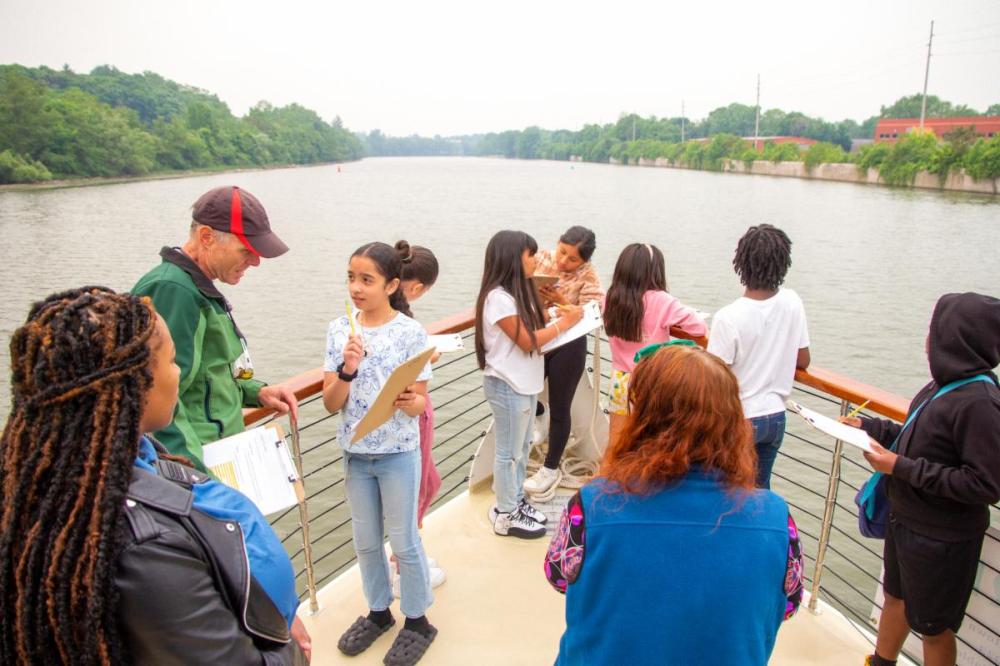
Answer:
[{"left": 874, "top": 116, "right": 1000, "bottom": 142}]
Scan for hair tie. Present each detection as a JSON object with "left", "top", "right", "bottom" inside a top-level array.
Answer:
[{"left": 402, "top": 252, "right": 413, "bottom": 264}]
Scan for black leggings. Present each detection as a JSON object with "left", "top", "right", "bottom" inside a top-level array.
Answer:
[{"left": 542, "top": 335, "right": 588, "bottom": 469}]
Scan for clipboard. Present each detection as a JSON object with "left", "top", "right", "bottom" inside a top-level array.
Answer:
[
  {"left": 541, "top": 301, "right": 603, "bottom": 353},
  {"left": 532, "top": 274, "right": 559, "bottom": 301},
  {"left": 350, "top": 346, "right": 436, "bottom": 444},
  {"left": 201, "top": 423, "right": 304, "bottom": 514},
  {"left": 531, "top": 275, "right": 559, "bottom": 289},
  {"left": 786, "top": 400, "right": 874, "bottom": 453}
]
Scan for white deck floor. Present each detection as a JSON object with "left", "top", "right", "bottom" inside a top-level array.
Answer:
[{"left": 299, "top": 486, "right": 881, "bottom": 665}]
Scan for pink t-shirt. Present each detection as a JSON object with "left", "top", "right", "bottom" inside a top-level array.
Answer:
[{"left": 607, "top": 290, "right": 707, "bottom": 373}]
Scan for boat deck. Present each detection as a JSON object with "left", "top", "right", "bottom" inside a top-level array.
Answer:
[{"left": 299, "top": 485, "right": 883, "bottom": 665}]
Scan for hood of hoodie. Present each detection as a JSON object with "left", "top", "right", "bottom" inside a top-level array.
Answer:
[{"left": 927, "top": 292, "right": 1000, "bottom": 385}]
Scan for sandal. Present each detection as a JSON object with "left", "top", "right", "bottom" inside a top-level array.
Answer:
[
  {"left": 338, "top": 615, "right": 395, "bottom": 656},
  {"left": 382, "top": 625, "right": 438, "bottom": 666}
]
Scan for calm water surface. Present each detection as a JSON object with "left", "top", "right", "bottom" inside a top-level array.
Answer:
[{"left": 1, "top": 157, "right": 998, "bottom": 407}]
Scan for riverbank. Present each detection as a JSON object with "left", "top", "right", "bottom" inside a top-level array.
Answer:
[
  {"left": 0, "top": 159, "right": 358, "bottom": 192},
  {"left": 612, "top": 156, "right": 1000, "bottom": 195}
]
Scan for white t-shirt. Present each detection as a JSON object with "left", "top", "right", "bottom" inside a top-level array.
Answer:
[
  {"left": 481, "top": 287, "right": 544, "bottom": 395},
  {"left": 324, "top": 312, "right": 432, "bottom": 454},
  {"left": 707, "top": 288, "right": 810, "bottom": 418}
]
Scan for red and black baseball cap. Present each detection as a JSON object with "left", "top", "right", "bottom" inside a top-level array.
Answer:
[{"left": 191, "top": 186, "right": 289, "bottom": 258}]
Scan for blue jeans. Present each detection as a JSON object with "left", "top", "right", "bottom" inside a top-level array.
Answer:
[
  {"left": 344, "top": 449, "right": 432, "bottom": 618},
  {"left": 483, "top": 375, "right": 536, "bottom": 513},
  {"left": 751, "top": 411, "right": 786, "bottom": 489}
]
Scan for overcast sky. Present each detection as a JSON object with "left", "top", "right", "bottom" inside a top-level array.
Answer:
[{"left": 2, "top": 0, "right": 998, "bottom": 136}]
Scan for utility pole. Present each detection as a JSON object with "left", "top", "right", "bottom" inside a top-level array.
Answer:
[
  {"left": 681, "top": 101, "right": 685, "bottom": 142},
  {"left": 919, "top": 20, "right": 935, "bottom": 129},
  {"left": 753, "top": 74, "right": 761, "bottom": 151}
]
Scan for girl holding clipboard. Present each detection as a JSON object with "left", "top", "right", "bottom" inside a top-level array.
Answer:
[{"left": 322, "top": 241, "right": 437, "bottom": 665}]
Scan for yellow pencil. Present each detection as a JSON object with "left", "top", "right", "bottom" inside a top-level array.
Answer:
[
  {"left": 346, "top": 300, "right": 356, "bottom": 336},
  {"left": 845, "top": 400, "right": 870, "bottom": 419}
]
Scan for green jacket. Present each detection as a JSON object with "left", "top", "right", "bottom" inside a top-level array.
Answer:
[{"left": 132, "top": 247, "right": 265, "bottom": 471}]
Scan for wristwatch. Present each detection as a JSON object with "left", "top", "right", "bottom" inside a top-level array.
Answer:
[{"left": 336, "top": 362, "right": 358, "bottom": 382}]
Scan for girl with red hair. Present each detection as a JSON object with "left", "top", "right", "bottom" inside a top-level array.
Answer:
[{"left": 544, "top": 341, "right": 803, "bottom": 665}]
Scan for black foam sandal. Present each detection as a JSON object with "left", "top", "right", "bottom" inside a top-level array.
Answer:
[
  {"left": 338, "top": 615, "right": 395, "bottom": 656},
  {"left": 382, "top": 625, "right": 438, "bottom": 666}
]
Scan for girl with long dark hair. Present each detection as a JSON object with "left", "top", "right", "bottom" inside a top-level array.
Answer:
[
  {"left": 475, "top": 230, "right": 582, "bottom": 539},
  {"left": 602, "top": 242, "right": 706, "bottom": 446},
  {"left": 322, "top": 241, "right": 438, "bottom": 664}
]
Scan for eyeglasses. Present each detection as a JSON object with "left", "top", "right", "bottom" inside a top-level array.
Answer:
[{"left": 632, "top": 338, "right": 697, "bottom": 364}]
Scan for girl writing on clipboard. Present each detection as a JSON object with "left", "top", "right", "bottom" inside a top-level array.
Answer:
[{"left": 322, "top": 241, "right": 436, "bottom": 665}]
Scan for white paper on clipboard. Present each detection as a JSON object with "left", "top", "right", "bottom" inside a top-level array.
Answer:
[
  {"left": 427, "top": 334, "right": 464, "bottom": 353},
  {"left": 786, "top": 400, "right": 874, "bottom": 453},
  {"left": 202, "top": 424, "right": 300, "bottom": 515},
  {"left": 541, "top": 301, "right": 603, "bottom": 353}
]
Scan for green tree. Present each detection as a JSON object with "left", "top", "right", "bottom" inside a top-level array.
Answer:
[
  {"left": 804, "top": 142, "right": 848, "bottom": 170},
  {"left": 0, "top": 149, "right": 53, "bottom": 183},
  {"left": 878, "top": 130, "right": 938, "bottom": 185},
  {"left": 879, "top": 94, "right": 980, "bottom": 119},
  {"left": 515, "top": 126, "right": 542, "bottom": 159},
  {"left": 963, "top": 135, "right": 1000, "bottom": 180}
]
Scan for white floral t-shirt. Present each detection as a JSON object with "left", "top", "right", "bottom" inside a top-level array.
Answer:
[{"left": 324, "top": 312, "right": 432, "bottom": 454}]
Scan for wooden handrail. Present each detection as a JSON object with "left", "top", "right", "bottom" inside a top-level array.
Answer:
[{"left": 245, "top": 307, "right": 910, "bottom": 425}]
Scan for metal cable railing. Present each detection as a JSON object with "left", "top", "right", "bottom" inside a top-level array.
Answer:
[
  {"left": 246, "top": 313, "right": 997, "bottom": 664},
  {"left": 254, "top": 323, "right": 491, "bottom": 609}
]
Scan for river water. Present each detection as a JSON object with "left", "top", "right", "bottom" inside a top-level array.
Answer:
[
  {"left": 2, "top": 157, "right": 997, "bottom": 406},
  {"left": 3, "top": 157, "right": 1000, "bottom": 650}
]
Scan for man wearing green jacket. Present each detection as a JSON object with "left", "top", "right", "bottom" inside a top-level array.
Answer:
[{"left": 133, "top": 185, "right": 298, "bottom": 470}]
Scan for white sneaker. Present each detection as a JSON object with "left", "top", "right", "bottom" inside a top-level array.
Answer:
[
  {"left": 523, "top": 466, "right": 561, "bottom": 495},
  {"left": 392, "top": 563, "right": 446, "bottom": 597},
  {"left": 489, "top": 504, "right": 546, "bottom": 539},
  {"left": 517, "top": 497, "right": 548, "bottom": 525}
]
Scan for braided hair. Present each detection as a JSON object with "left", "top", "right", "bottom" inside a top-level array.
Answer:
[
  {"left": 0, "top": 286, "right": 156, "bottom": 665},
  {"left": 732, "top": 224, "right": 793, "bottom": 292}
]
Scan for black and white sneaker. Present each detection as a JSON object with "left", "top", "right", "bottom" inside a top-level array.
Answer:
[
  {"left": 489, "top": 505, "right": 546, "bottom": 539},
  {"left": 517, "top": 497, "right": 547, "bottom": 525}
]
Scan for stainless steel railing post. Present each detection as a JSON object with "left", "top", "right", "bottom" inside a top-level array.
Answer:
[
  {"left": 808, "top": 399, "right": 850, "bottom": 614},
  {"left": 290, "top": 414, "right": 320, "bottom": 614}
]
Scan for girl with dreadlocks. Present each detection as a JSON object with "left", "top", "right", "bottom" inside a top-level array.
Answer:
[
  {"left": 707, "top": 224, "right": 811, "bottom": 489},
  {"left": 0, "top": 287, "right": 308, "bottom": 665}
]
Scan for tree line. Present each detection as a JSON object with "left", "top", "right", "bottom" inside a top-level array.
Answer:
[
  {"left": 361, "top": 94, "right": 999, "bottom": 163},
  {"left": 593, "top": 127, "right": 1000, "bottom": 185},
  {"left": 0, "top": 64, "right": 363, "bottom": 184}
]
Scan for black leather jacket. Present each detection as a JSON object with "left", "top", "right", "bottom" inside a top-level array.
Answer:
[{"left": 115, "top": 459, "right": 307, "bottom": 665}]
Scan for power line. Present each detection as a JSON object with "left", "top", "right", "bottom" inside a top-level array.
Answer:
[
  {"left": 934, "top": 19, "right": 1000, "bottom": 37},
  {"left": 765, "top": 44, "right": 925, "bottom": 89},
  {"left": 935, "top": 49, "right": 1000, "bottom": 56},
  {"left": 934, "top": 32, "right": 1000, "bottom": 46}
]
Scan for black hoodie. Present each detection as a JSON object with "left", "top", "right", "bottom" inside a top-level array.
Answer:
[{"left": 861, "top": 292, "right": 1000, "bottom": 541}]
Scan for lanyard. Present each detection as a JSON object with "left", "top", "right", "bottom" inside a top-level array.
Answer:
[{"left": 891, "top": 374, "right": 995, "bottom": 451}]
